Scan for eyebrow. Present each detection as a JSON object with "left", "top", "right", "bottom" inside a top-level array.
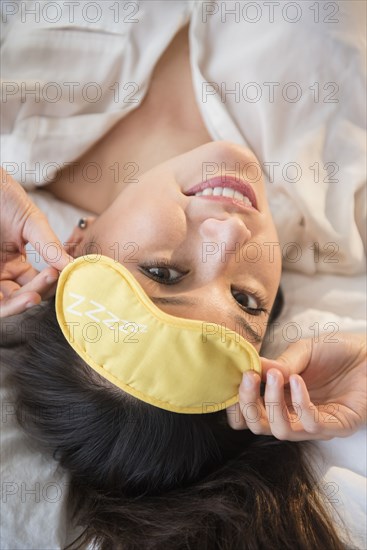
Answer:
[{"left": 150, "top": 296, "right": 263, "bottom": 344}]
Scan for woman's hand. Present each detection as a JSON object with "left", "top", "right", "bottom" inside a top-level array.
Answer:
[
  {"left": 226, "top": 332, "right": 366, "bottom": 441},
  {"left": 0, "top": 168, "right": 73, "bottom": 317}
]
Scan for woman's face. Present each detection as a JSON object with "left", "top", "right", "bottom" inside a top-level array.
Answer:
[{"left": 76, "top": 141, "right": 282, "bottom": 351}]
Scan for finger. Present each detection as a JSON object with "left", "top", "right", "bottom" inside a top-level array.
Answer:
[
  {"left": 0, "top": 280, "right": 21, "bottom": 298},
  {"left": 264, "top": 369, "right": 295, "bottom": 440},
  {"left": 288, "top": 376, "right": 343, "bottom": 439},
  {"left": 23, "top": 210, "right": 73, "bottom": 271},
  {"left": 15, "top": 264, "right": 58, "bottom": 287},
  {"left": 238, "top": 371, "right": 270, "bottom": 435},
  {"left": 289, "top": 375, "right": 322, "bottom": 435},
  {"left": 0, "top": 291, "right": 41, "bottom": 318},
  {"left": 264, "top": 371, "right": 330, "bottom": 442},
  {"left": 2, "top": 255, "right": 41, "bottom": 288},
  {"left": 226, "top": 402, "right": 248, "bottom": 430},
  {"left": 260, "top": 357, "right": 291, "bottom": 381},
  {"left": 10, "top": 268, "right": 60, "bottom": 300},
  {"left": 261, "top": 339, "right": 313, "bottom": 383}
]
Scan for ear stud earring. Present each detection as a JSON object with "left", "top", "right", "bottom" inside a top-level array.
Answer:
[{"left": 78, "top": 218, "right": 87, "bottom": 229}]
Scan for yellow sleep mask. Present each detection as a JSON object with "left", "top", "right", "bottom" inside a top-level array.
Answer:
[{"left": 55, "top": 255, "right": 261, "bottom": 414}]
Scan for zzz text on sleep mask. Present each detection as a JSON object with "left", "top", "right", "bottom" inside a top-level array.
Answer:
[{"left": 55, "top": 255, "right": 261, "bottom": 414}]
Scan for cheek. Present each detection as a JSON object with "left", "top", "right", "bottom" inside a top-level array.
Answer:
[
  {"left": 257, "top": 249, "right": 282, "bottom": 295},
  {"left": 263, "top": 242, "right": 282, "bottom": 272},
  {"left": 109, "top": 200, "right": 188, "bottom": 251},
  {"left": 257, "top": 223, "right": 282, "bottom": 274}
]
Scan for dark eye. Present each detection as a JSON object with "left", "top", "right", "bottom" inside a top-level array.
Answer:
[
  {"left": 138, "top": 261, "right": 187, "bottom": 285},
  {"left": 231, "top": 289, "right": 266, "bottom": 316}
]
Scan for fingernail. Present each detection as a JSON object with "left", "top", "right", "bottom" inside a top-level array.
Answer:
[
  {"left": 46, "top": 275, "right": 59, "bottom": 284},
  {"left": 290, "top": 377, "right": 299, "bottom": 390},
  {"left": 25, "top": 302, "right": 35, "bottom": 309},
  {"left": 267, "top": 371, "right": 277, "bottom": 385},
  {"left": 242, "top": 372, "right": 254, "bottom": 388}
]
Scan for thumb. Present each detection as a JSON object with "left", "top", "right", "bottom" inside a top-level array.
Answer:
[
  {"left": 22, "top": 209, "right": 73, "bottom": 272},
  {"left": 260, "top": 339, "right": 313, "bottom": 383}
]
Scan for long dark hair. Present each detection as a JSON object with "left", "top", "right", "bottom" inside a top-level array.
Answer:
[{"left": 1, "top": 295, "right": 349, "bottom": 549}]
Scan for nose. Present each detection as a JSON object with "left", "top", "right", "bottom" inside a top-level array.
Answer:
[
  {"left": 199, "top": 217, "right": 252, "bottom": 271},
  {"left": 199, "top": 217, "right": 251, "bottom": 247}
]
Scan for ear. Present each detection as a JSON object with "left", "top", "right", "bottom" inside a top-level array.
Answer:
[{"left": 64, "top": 217, "right": 97, "bottom": 257}]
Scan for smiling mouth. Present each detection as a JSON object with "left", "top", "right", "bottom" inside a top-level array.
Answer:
[{"left": 184, "top": 176, "right": 258, "bottom": 211}]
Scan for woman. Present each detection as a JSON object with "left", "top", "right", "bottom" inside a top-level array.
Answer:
[{"left": 1, "top": 2, "right": 366, "bottom": 548}]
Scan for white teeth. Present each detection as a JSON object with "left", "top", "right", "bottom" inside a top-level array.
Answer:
[
  {"left": 234, "top": 190, "right": 244, "bottom": 201},
  {"left": 222, "top": 188, "right": 235, "bottom": 199},
  {"left": 194, "top": 186, "right": 252, "bottom": 207}
]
